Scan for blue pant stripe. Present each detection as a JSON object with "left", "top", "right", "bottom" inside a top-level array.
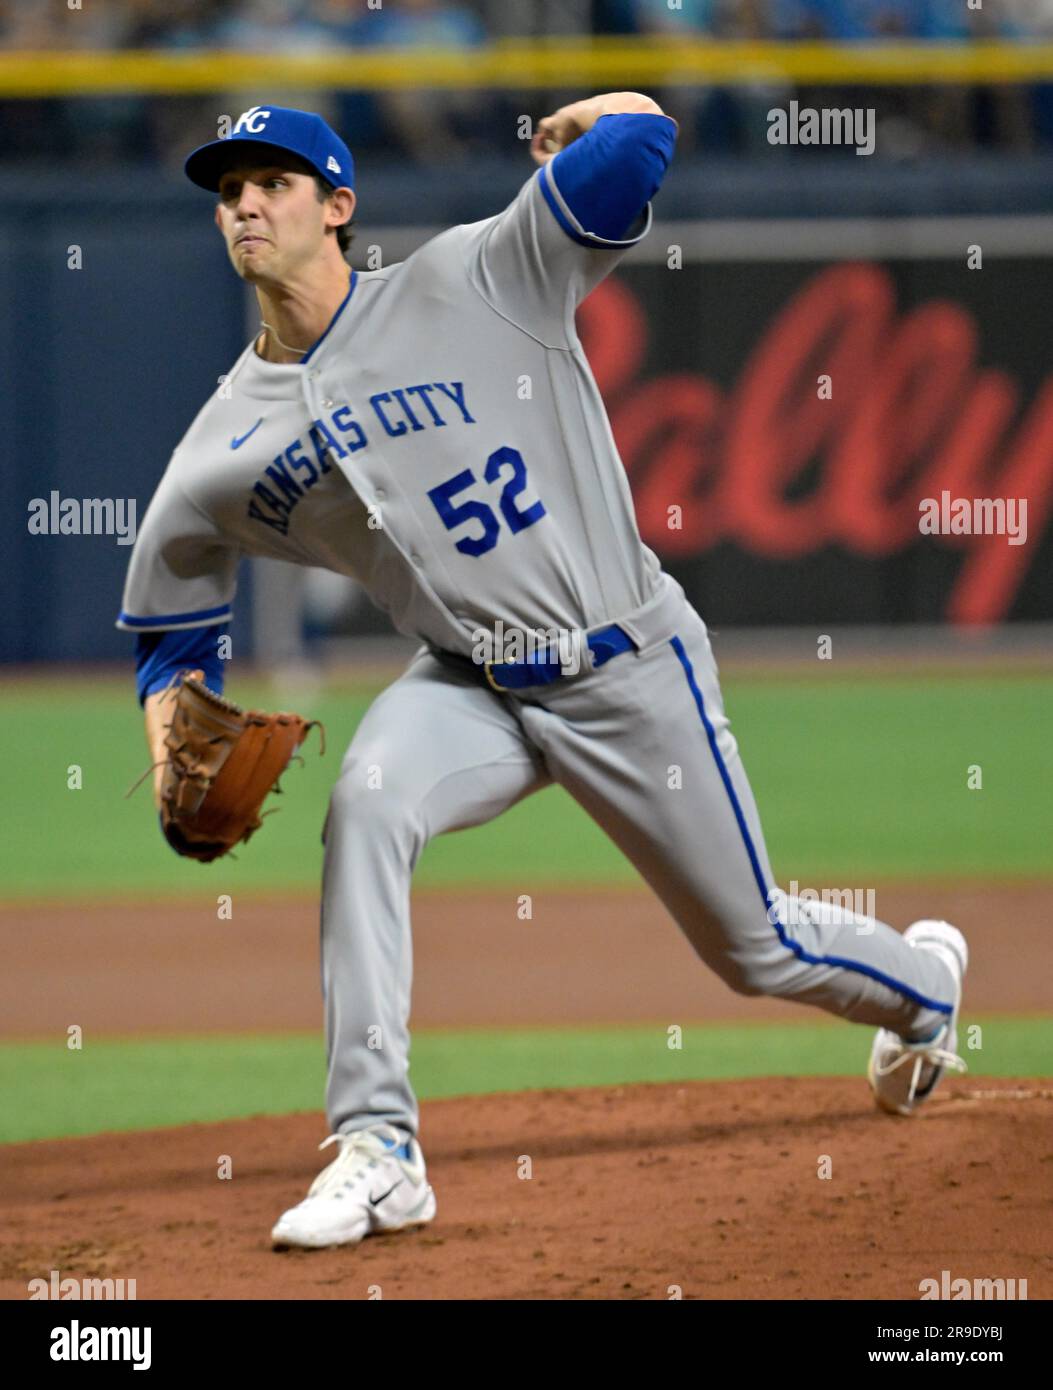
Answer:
[{"left": 668, "top": 636, "right": 953, "bottom": 1016}]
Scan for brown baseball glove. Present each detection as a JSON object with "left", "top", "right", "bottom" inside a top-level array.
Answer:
[{"left": 154, "top": 672, "right": 324, "bottom": 863}]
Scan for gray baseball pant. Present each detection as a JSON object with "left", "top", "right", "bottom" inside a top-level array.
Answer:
[{"left": 319, "top": 573, "right": 956, "bottom": 1140}]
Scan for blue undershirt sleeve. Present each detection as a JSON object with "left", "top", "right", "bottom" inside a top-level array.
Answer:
[
  {"left": 134, "top": 623, "right": 226, "bottom": 707},
  {"left": 545, "top": 111, "right": 678, "bottom": 242}
]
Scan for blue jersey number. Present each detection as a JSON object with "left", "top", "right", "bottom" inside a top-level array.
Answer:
[
  {"left": 425, "top": 468, "right": 500, "bottom": 558},
  {"left": 427, "top": 447, "right": 547, "bottom": 557}
]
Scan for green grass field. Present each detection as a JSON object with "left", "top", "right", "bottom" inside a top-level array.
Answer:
[
  {"left": 2, "top": 670, "right": 1049, "bottom": 1143},
  {"left": 2, "top": 1015, "right": 1048, "bottom": 1144},
  {"left": 2, "top": 672, "right": 1050, "bottom": 899}
]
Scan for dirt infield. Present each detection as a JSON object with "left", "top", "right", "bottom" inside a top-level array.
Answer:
[
  {"left": 2, "top": 883, "right": 1049, "bottom": 1300},
  {"left": 0, "top": 884, "right": 1048, "bottom": 1036},
  {"left": 2, "top": 1077, "right": 1050, "bottom": 1300}
]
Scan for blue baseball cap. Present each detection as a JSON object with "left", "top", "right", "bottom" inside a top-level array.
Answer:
[{"left": 184, "top": 103, "right": 355, "bottom": 192}]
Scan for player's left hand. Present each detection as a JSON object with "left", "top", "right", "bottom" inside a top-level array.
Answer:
[{"left": 153, "top": 673, "right": 325, "bottom": 863}]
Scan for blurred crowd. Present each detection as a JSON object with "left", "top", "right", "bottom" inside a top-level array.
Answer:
[
  {"left": 4, "top": 0, "right": 1053, "bottom": 165},
  {"left": 5, "top": 0, "right": 1053, "bottom": 46}
]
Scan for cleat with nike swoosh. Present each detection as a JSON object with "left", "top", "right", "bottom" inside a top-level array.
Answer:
[
  {"left": 867, "top": 921, "right": 969, "bottom": 1117},
  {"left": 271, "top": 1123, "right": 436, "bottom": 1250}
]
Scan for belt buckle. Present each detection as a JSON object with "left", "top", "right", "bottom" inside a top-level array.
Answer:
[
  {"left": 484, "top": 652, "right": 562, "bottom": 692},
  {"left": 483, "top": 660, "right": 506, "bottom": 693}
]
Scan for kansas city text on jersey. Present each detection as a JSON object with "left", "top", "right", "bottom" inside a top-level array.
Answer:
[{"left": 248, "top": 379, "right": 476, "bottom": 536}]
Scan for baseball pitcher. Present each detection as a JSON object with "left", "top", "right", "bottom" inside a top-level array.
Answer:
[{"left": 119, "top": 97, "right": 968, "bottom": 1251}]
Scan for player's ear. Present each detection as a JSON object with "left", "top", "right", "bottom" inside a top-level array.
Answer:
[
  {"left": 327, "top": 187, "right": 356, "bottom": 232},
  {"left": 214, "top": 204, "right": 224, "bottom": 232}
]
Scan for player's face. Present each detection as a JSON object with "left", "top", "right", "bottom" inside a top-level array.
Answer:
[{"left": 213, "top": 162, "right": 350, "bottom": 282}]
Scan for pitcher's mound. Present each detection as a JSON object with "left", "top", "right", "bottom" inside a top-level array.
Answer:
[{"left": 2, "top": 1077, "right": 1050, "bottom": 1300}]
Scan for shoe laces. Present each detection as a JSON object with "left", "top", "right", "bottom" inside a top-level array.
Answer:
[
  {"left": 874, "top": 1031, "right": 968, "bottom": 1105},
  {"left": 307, "top": 1124, "right": 407, "bottom": 1199}
]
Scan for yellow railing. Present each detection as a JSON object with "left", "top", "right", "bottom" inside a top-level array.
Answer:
[{"left": 3, "top": 39, "right": 1053, "bottom": 97}]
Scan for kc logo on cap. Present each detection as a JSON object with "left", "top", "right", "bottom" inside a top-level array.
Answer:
[
  {"left": 184, "top": 104, "right": 356, "bottom": 192},
  {"left": 232, "top": 105, "right": 273, "bottom": 136}
]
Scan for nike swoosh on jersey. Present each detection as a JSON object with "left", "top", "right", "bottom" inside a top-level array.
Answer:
[{"left": 230, "top": 418, "right": 264, "bottom": 449}]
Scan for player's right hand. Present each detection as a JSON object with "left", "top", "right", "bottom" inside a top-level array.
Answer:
[
  {"left": 529, "top": 129, "right": 562, "bottom": 167},
  {"left": 530, "top": 108, "right": 583, "bottom": 167},
  {"left": 529, "top": 93, "right": 671, "bottom": 168}
]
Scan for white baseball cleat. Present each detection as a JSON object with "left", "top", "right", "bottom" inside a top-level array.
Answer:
[
  {"left": 271, "top": 1123, "right": 437, "bottom": 1250},
  {"left": 868, "top": 920, "right": 969, "bottom": 1117}
]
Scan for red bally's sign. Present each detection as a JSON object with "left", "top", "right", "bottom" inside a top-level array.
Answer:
[{"left": 580, "top": 262, "right": 1053, "bottom": 624}]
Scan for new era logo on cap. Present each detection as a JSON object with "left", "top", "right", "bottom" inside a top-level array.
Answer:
[{"left": 184, "top": 104, "right": 355, "bottom": 192}]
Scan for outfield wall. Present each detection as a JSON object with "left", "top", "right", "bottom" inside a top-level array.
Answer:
[{"left": 3, "top": 159, "right": 1052, "bottom": 666}]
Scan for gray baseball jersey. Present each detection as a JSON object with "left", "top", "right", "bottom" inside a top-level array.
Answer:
[
  {"left": 120, "top": 151, "right": 959, "bottom": 1152},
  {"left": 119, "top": 164, "right": 662, "bottom": 646}
]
